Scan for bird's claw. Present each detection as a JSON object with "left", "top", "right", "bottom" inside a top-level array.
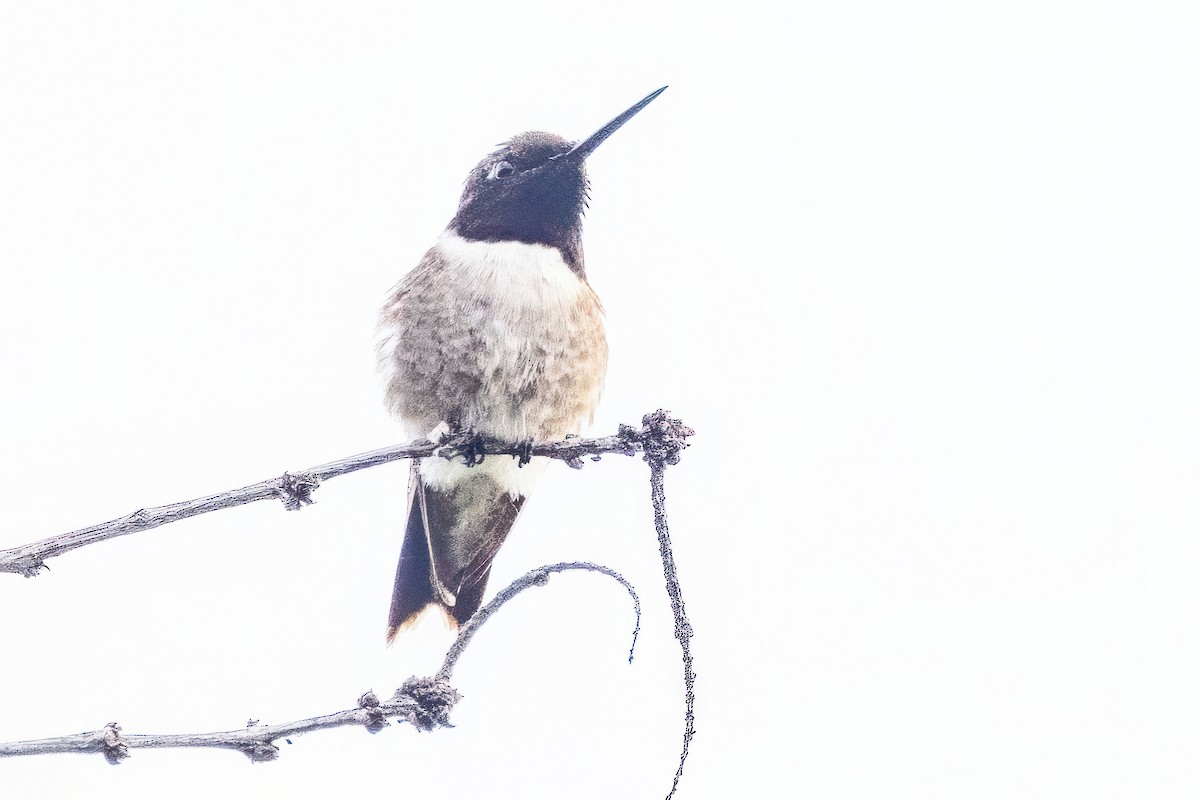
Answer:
[
  {"left": 435, "top": 426, "right": 487, "bottom": 467},
  {"left": 462, "top": 431, "right": 486, "bottom": 466},
  {"left": 516, "top": 439, "right": 535, "bottom": 467}
]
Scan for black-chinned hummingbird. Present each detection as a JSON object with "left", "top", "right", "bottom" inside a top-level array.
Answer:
[{"left": 378, "top": 87, "right": 667, "bottom": 641}]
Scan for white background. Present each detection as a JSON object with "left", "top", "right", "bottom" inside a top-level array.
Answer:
[{"left": 2, "top": 2, "right": 1199, "bottom": 798}]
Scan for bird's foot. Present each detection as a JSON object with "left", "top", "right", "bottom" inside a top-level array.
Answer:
[
  {"left": 426, "top": 420, "right": 453, "bottom": 445},
  {"left": 434, "top": 425, "right": 487, "bottom": 467},
  {"left": 516, "top": 438, "right": 535, "bottom": 467},
  {"left": 461, "top": 430, "right": 487, "bottom": 466}
]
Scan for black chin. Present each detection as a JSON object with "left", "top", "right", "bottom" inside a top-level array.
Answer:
[{"left": 450, "top": 164, "right": 587, "bottom": 276}]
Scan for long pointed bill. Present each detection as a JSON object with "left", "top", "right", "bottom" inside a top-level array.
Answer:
[{"left": 565, "top": 86, "right": 668, "bottom": 161}]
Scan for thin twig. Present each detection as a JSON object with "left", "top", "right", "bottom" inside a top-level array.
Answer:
[
  {"left": 0, "top": 421, "right": 656, "bottom": 578},
  {"left": 635, "top": 411, "right": 697, "bottom": 800},
  {"left": 0, "top": 562, "right": 642, "bottom": 763},
  {"left": 652, "top": 462, "right": 697, "bottom": 800},
  {"left": 438, "top": 561, "right": 642, "bottom": 680}
]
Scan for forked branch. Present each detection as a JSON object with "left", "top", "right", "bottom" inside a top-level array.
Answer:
[
  {"left": 0, "top": 562, "right": 639, "bottom": 762},
  {"left": 0, "top": 410, "right": 696, "bottom": 800}
]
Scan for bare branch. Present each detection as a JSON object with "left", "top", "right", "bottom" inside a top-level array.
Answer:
[
  {"left": 0, "top": 416, "right": 680, "bottom": 578},
  {"left": 0, "top": 680, "right": 460, "bottom": 763},
  {"left": 0, "top": 408, "right": 694, "bottom": 795},
  {"left": 438, "top": 561, "right": 642, "bottom": 680},
  {"left": 0, "top": 562, "right": 641, "bottom": 763},
  {"left": 638, "top": 411, "right": 698, "bottom": 800}
]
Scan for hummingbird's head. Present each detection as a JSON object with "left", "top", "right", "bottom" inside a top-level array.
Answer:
[
  {"left": 448, "top": 86, "right": 667, "bottom": 277},
  {"left": 450, "top": 132, "right": 589, "bottom": 271}
]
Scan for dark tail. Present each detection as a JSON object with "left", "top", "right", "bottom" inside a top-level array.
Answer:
[{"left": 386, "top": 461, "right": 525, "bottom": 643}]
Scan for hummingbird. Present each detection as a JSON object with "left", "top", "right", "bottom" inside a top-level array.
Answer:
[{"left": 377, "top": 87, "right": 667, "bottom": 641}]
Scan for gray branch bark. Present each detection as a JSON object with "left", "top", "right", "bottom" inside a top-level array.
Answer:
[
  {"left": 0, "top": 562, "right": 639, "bottom": 762},
  {"left": 0, "top": 420, "right": 659, "bottom": 578},
  {"left": 0, "top": 409, "right": 694, "bottom": 797}
]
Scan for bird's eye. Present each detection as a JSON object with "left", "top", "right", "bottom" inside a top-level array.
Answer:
[{"left": 488, "top": 160, "right": 516, "bottom": 180}]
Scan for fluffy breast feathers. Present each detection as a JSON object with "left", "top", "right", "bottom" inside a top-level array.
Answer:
[{"left": 378, "top": 231, "right": 608, "bottom": 448}]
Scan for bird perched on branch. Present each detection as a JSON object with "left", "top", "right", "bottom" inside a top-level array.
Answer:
[{"left": 377, "top": 87, "right": 667, "bottom": 641}]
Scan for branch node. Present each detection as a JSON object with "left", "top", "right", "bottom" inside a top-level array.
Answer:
[
  {"left": 391, "top": 677, "right": 461, "bottom": 732},
  {"left": 616, "top": 422, "right": 641, "bottom": 456},
  {"left": 276, "top": 472, "right": 319, "bottom": 510},
  {"left": 12, "top": 557, "right": 47, "bottom": 578},
  {"left": 99, "top": 722, "right": 129, "bottom": 765},
  {"left": 638, "top": 410, "right": 694, "bottom": 467},
  {"left": 358, "top": 690, "right": 390, "bottom": 733},
  {"left": 241, "top": 740, "right": 280, "bottom": 763}
]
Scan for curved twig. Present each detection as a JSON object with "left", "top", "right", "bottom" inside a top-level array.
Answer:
[
  {"left": 0, "top": 562, "right": 643, "bottom": 763},
  {"left": 438, "top": 561, "right": 642, "bottom": 680}
]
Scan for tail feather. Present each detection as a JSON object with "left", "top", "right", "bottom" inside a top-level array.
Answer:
[
  {"left": 386, "top": 463, "right": 441, "bottom": 642},
  {"left": 386, "top": 460, "right": 525, "bottom": 642}
]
